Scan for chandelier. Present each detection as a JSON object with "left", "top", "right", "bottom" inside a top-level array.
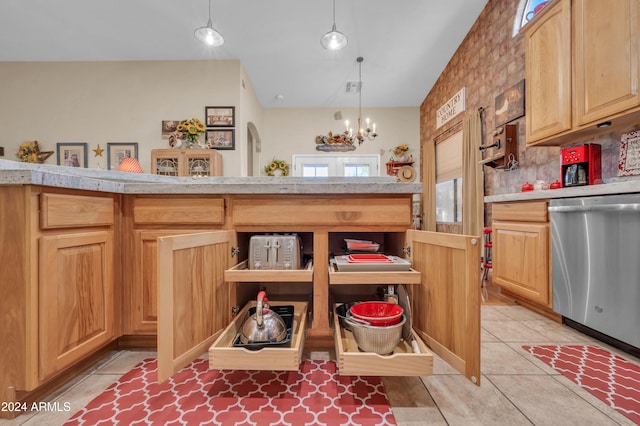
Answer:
[{"left": 344, "top": 57, "right": 377, "bottom": 145}]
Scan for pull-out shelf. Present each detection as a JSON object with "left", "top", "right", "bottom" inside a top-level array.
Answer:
[
  {"left": 328, "top": 262, "right": 421, "bottom": 285},
  {"left": 332, "top": 305, "right": 433, "bottom": 376},
  {"left": 209, "top": 301, "right": 308, "bottom": 371},
  {"left": 225, "top": 260, "right": 314, "bottom": 282}
]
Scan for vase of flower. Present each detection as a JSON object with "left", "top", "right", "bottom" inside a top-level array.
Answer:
[{"left": 175, "top": 118, "right": 205, "bottom": 149}]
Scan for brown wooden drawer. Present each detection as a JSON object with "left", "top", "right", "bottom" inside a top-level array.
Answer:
[
  {"left": 224, "top": 260, "right": 314, "bottom": 282},
  {"left": 492, "top": 200, "right": 549, "bottom": 222},
  {"left": 40, "top": 193, "right": 114, "bottom": 229},
  {"left": 328, "top": 262, "right": 421, "bottom": 285},
  {"left": 333, "top": 306, "right": 432, "bottom": 376},
  {"left": 134, "top": 198, "right": 224, "bottom": 225},
  {"left": 209, "top": 301, "right": 308, "bottom": 371},
  {"left": 232, "top": 197, "right": 412, "bottom": 226}
]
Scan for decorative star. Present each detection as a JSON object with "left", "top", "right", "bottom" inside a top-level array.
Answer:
[{"left": 93, "top": 144, "right": 104, "bottom": 157}]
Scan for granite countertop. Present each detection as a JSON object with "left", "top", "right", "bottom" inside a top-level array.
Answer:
[
  {"left": 0, "top": 159, "right": 422, "bottom": 195},
  {"left": 485, "top": 178, "right": 640, "bottom": 203}
]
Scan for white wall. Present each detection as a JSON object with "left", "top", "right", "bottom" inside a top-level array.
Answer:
[
  {"left": 0, "top": 60, "right": 419, "bottom": 179},
  {"left": 0, "top": 60, "right": 243, "bottom": 173},
  {"left": 260, "top": 107, "right": 420, "bottom": 178}
]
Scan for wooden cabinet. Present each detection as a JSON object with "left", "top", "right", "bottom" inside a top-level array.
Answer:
[
  {"left": 573, "top": 0, "right": 640, "bottom": 126},
  {"left": 156, "top": 228, "right": 481, "bottom": 384},
  {"left": 525, "top": 0, "right": 572, "bottom": 144},
  {"left": 151, "top": 149, "right": 222, "bottom": 176},
  {"left": 39, "top": 231, "right": 115, "bottom": 382},
  {"left": 492, "top": 201, "right": 551, "bottom": 308},
  {"left": 524, "top": 0, "right": 640, "bottom": 146}
]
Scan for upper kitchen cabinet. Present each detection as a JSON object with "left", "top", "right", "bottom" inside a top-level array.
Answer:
[
  {"left": 573, "top": 0, "right": 640, "bottom": 126},
  {"left": 524, "top": 0, "right": 640, "bottom": 146},
  {"left": 525, "top": 0, "right": 572, "bottom": 144}
]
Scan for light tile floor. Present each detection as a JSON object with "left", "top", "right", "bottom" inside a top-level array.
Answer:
[{"left": 3, "top": 305, "right": 639, "bottom": 425}]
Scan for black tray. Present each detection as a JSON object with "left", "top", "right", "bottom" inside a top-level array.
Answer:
[{"left": 233, "top": 305, "right": 294, "bottom": 350}]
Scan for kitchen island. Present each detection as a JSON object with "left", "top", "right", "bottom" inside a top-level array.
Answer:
[{"left": 0, "top": 159, "right": 481, "bottom": 418}]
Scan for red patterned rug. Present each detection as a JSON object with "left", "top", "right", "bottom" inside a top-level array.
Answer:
[
  {"left": 524, "top": 345, "right": 640, "bottom": 424},
  {"left": 64, "top": 358, "right": 396, "bottom": 425}
]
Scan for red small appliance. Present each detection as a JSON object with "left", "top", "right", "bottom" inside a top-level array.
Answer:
[{"left": 560, "top": 144, "right": 602, "bottom": 188}]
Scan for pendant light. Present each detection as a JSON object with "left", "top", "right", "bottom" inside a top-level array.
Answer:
[
  {"left": 194, "top": 0, "right": 224, "bottom": 47},
  {"left": 320, "top": 0, "right": 347, "bottom": 50}
]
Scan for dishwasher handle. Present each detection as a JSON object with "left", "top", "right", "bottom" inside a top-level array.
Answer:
[{"left": 548, "top": 203, "right": 640, "bottom": 213}]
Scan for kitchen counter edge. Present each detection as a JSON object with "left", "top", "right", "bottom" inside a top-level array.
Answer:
[{"left": 484, "top": 179, "right": 640, "bottom": 203}]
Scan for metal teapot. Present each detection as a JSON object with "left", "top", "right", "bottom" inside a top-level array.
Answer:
[{"left": 239, "top": 291, "right": 287, "bottom": 344}]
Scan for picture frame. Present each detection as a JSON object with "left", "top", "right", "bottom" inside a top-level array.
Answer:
[
  {"left": 205, "top": 106, "right": 235, "bottom": 127},
  {"left": 56, "top": 142, "right": 88, "bottom": 168},
  {"left": 495, "top": 79, "right": 525, "bottom": 127},
  {"left": 107, "top": 142, "right": 138, "bottom": 170},
  {"left": 206, "top": 129, "right": 235, "bottom": 150},
  {"left": 161, "top": 120, "right": 179, "bottom": 139}
]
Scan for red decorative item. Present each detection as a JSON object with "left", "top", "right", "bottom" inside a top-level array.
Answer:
[
  {"left": 349, "top": 301, "right": 403, "bottom": 326},
  {"left": 550, "top": 179, "right": 562, "bottom": 189},
  {"left": 521, "top": 181, "right": 534, "bottom": 192}
]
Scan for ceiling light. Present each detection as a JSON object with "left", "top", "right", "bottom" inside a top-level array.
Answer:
[
  {"left": 194, "top": 0, "right": 224, "bottom": 47},
  {"left": 320, "top": 0, "right": 347, "bottom": 50}
]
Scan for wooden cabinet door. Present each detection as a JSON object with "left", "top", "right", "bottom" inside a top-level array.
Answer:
[
  {"left": 406, "top": 230, "right": 481, "bottom": 385},
  {"left": 492, "top": 221, "right": 550, "bottom": 306},
  {"left": 39, "top": 231, "right": 114, "bottom": 382},
  {"left": 157, "top": 231, "right": 235, "bottom": 382},
  {"left": 573, "top": 0, "right": 640, "bottom": 126},
  {"left": 525, "top": 0, "right": 572, "bottom": 144}
]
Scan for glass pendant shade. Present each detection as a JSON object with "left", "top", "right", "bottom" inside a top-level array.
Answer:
[
  {"left": 194, "top": 23, "right": 224, "bottom": 46},
  {"left": 321, "top": 25, "right": 347, "bottom": 50}
]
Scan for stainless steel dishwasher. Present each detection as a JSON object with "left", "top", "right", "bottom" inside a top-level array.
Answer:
[{"left": 549, "top": 194, "right": 640, "bottom": 351}]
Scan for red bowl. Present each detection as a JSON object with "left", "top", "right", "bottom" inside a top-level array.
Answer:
[{"left": 349, "top": 302, "right": 403, "bottom": 326}]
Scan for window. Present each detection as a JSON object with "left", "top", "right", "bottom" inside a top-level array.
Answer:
[
  {"left": 435, "top": 129, "right": 463, "bottom": 223},
  {"left": 292, "top": 155, "right": 379, "bottom": 177},
  {"left": 513, "top": 0, "right": 551, "bottom": 37}
]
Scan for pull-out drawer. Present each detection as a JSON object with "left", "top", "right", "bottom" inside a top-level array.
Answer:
[
  {"left": 209, "top": 301, "right": 308, "bottom": 371},
  {"left": 328, "top": 262, "right": 420, "bottom": 285},
  {"left": 332, "top": 306, "right": 433, "bottom": 376}
]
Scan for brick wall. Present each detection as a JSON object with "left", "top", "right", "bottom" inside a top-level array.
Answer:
[{"left": 421, "top": 0, "right": 638, "bottom": 228}]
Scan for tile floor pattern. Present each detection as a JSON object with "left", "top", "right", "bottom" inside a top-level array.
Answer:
[{"left": 3, "top": 305, "right": 639, "bottom": 425}]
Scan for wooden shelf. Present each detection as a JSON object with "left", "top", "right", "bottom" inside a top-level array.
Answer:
[
  {"left": 224, "top": 260, "right": 314, "bottom": 282},
  {"left": 328, "top": 262, "right": 421, "bottom": 285}
]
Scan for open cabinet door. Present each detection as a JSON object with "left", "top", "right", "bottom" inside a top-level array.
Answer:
[
  {"left": 157, "top": 231, "right": 236, "bottom": 382},
  {"left": 406, "top": 229, "right": 481, "bottom": 385}
]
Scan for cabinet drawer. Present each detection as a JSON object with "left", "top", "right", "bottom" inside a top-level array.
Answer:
[
  {"left": 328, "top": 262, "right": 421, "bottom": 285},
  {"left": 225, "top": 260, "right": 314, "bottom": 282},
  {"left": 333, "top": 307, "right": 432, "bottom": 376},
  {"left": 492, "top": 201, "right": 548, "bottom": 222},
  {"left": 40, "top": 193, "right": 114, "bottom": 229},
  {"left": 232, "top": 197, "right": 412, "bottom": 226},
  {"left": 134, "top": 198, "right": 224, "bottom": 225},
  {"left": 209, "top": 301, "right": 308, "bottom": 371}
]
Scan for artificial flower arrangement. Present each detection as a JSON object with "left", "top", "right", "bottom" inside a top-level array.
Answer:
[
  {"left": 315, "top": 131, "right": 354, "bottom": 146},
  {"left": 265, "top": 159, "right": 289, "bottom": 176},
  {"left": 16, "top": 141, "right": 53, "bottom": 163},
  {"left": 175, "top": 117, "right": 206, "bottom": 147}
]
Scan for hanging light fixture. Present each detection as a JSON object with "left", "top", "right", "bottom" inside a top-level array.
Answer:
[
  {"left": 344, "top": 57, "right": 377, "bottom": 145},
  {"left": 320, "top": 0, "right": 347, "bottom": 50},
  {"left": 194, "top": 0, "right": 224, "bottom": 47}
]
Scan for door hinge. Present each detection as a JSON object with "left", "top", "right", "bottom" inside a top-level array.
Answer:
[
  {"left": 231, "top": 246, "right": 240, "bottom": 257},
  {"left": 402, "top": 246, "right": 411, "bottom": 257},
  {"left": 231, "top": 306, "right": 240, "bottom": 317}
]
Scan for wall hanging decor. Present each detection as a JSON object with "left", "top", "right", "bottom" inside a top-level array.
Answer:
[
  {"left": 161, "top": 120, "right": 179, "bottom": 139},
  {"left": 16, "top": 141, "right": 53, "bottom": 163},
  {"left": 205, "top": 106, "right": 234, "bottom": 127},
  {"left": 56, "top": 142, "right": 88, "bottom": 168},
  {"left": 206, "top": 129, "right": 235, "bottom": 150},
  {"left": 495, "top": 79, "right": 525, "bottom": 127},
  {"left": 107, "top": 142, "right": 138, "bottom": 170},
  {"left": 618, "top": 130, "right": 640, "bottom": 176},
  {"left": 264, "top": 159, "right": 289, "bottom": 176}
]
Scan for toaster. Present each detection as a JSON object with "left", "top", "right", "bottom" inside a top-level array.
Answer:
[{"left": 249, "top": 234, "right": 303, "bottom": 270}]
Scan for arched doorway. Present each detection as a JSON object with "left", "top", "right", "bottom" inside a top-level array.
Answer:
[{"left": 247, "top": 122, "right": 261, "bottom": 177}]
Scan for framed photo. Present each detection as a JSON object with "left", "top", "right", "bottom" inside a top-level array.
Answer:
[
  {"left": 56, "top": 142, "right": 88, "bottom": 168},
  {"left": 206, "top": 129, "right": 235, "bottom": 150},
  {"left": 205, "top": 106, "right": 235, "bottom": 127},
  {"left": 161, "top": 120, "right": 179, "bottom": 139},
  {"left": 107, "top": 142, "right": 138, "bottom": 170}
]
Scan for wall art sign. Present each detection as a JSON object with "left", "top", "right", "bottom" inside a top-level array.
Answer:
[
  {"left": 436, "top": 87, "right": 466, "bottom": 129},
  {"left": 495, "top": 79, "right": 525, "bottom": 127},
  {"left": 618, "top": 130, "right": 640, "bottom": 176}
]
